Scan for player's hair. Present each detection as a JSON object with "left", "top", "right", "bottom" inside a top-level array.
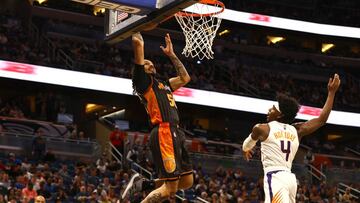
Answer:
[{"left": 277, "top": 93, "right": 300, "bottom": 124}]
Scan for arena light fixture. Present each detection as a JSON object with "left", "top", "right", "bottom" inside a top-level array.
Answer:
[
  {"left": 327, "top": 134, "right": 342, "bottom": 140},
  {"left": 218, "top": 29, "right": 230, "bottom": 36},
  {"left": 93, "top": 6, "right": 106, "bottom": 16},
  {"left": 86, "top": 103, "right": 103, "bottom": 113},
  {"left": 35, "top": 0, "right": 47, "bottom": 4},
  {"left": 267, "top": 36, "right": 285, "bottom": 44},
  {"left": 322, "top": 43, "right": 335, "bottom": 53}
]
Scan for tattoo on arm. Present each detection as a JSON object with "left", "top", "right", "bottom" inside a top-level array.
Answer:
[
  {"left": 147, "top": 193, "right": 164, "bottom": 203},
  {"left": 169, "top": 55, "right": 189, "bottom": 80}
]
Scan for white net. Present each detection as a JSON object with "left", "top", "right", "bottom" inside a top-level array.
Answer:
[{"left": 175, "top": 2, "right": 223, "bottom": 60}]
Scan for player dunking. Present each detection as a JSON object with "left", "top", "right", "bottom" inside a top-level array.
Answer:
[
  {"left": 242, "top": 74, "right": 340, "bottom": 203},
  {"left": 121, "top": 32, "right": 193, "bottom": 202}
]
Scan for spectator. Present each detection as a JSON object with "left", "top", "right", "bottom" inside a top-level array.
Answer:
[
  {"left": 341, "top": 188, "right": 352, "bottom": 203},
  {"left": 126, "top": 146, "right": 139, "bottom": 163},
  {"left": 98, "top": 189, "right": 110, "bottom": 203},
  {"left": 75, "top": 185, "right": 88, "bottom": 202},
  {"left": 35, "top": 195, "right": 46, "bottom": 203},
  {"left": 43, "top": 150, "right": 56, "bottom": 163},
  {"left": 96, "top": 158, "right": 108, "bottom": 174},
  {"left": 36, "top": 181, "right": 51, "bottom": 201},
  {"left": 21, "top": 158, "right": 31, "bottom": 171},
  {"left": 89, "top": 189, "right": 98, "bottom": 202},
  {"left": 54, "top": 188, "right": 68, "bottom": 202},
  {"left": 32, "top": 130, "right": 47, "bottom": 160},
  {"left": 304, "top": 150, "right": 315, "bottom": 167},
  {"left": 22, "top": 182, "right": 38, "bottom": 203},
  {"left": 78, "top": 131, "right": 86, "bottom": 140},
  {"left": 109, "top": 126, "right": 126, "bottom": 157}
]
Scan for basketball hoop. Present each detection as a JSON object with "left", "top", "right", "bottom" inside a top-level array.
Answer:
[{"left": 175, "top": 0, "right": 225, "bottom": 60}]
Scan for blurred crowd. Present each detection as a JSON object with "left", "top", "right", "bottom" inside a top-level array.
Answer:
[
  {"left": 0, "top": 15, "right": 52, "bottom": 67},
  {"left": 223, "top": 0, "right": 360, "bottom": 27},
  {"left": 34, "top": 0, "right": 360, "bottom": 28},
  {"left": 54, "top": 37, "right": 360, "bottom": 112},
  {"left": 0, "top": 152, "right": 127, "bottom": 203},
  {"left": 1, "top": 151, "right": 358, "bottom": 203},
  {"left": 1, "top": 14, "right": 359, "bottom": 113},
  {"left": 0, "top": 92, "right": 71, "bottom": 123},
  {"left": 190, "top": 165, "right": 359, "bottom": 203}
]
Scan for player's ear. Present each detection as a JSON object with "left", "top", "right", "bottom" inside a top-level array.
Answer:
[{"left": 276, "top": 113, "right": 284, "bottom": 120}]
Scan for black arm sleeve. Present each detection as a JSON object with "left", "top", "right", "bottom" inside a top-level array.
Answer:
[{"left": 132, "top": 64, "right": 152, "bottom": 94}]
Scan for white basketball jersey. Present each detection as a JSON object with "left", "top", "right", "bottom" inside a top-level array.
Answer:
[{"left": 261, "top": 121, "right": 299, "bottom": 171}]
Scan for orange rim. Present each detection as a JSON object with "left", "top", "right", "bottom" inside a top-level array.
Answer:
[{"left": 176, "top": 0, "right": 225, "bottom": 17}]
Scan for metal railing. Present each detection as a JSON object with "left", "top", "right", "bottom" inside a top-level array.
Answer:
[
  {"left": 41, "top": 35, "right": 57, "bottom": 60},
  {"left": 307, "top": 164, "right": 326, "bottom": 182},
  {"left": 109, "top": 142, "right": 123, "bottom": 166},
  {"left": 127, "top": 157, "right": 153, "bottom": 180},
  {"left": 75, "top": 59, "right": 105, "bottom": 73},
  {"left": 325, "top": 168, "right": 360, "bottom": 184},
  {"left": 338, "top": 182, "right": 360, "bottom": 200},
  {"left": 315, "top": 153, "right": 360, "bottom": 162},
  {"left": 175, "top": 194, "right": 186, "bottom": 202},
  {"left": 344, "top": 147, "right": 360, "bottom": 156},
  {"left": 190, "top": 152, "right": 310, "bottom": 182},
  {"left": 0, "top": 131, "right": 101, "bottom": 158},
  {"left": 300, "top": 144, "right": 312, "bottom": 150},
  {"left": 195, "top": 196, "right": 210, "bottom": 203},
  {"left": 57, "top": 49, "right": 75, "bottom": 69},
  {"left": 29, "top": 22, "right": 39, "bottom": 45}
]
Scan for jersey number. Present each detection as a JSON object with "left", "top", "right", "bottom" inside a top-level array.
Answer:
[
  {"left": 167, "top": 94, "right": 176, "bottom": 107},
  {"left": 280, "top": 140, "right": 291, "bottom": 161}
]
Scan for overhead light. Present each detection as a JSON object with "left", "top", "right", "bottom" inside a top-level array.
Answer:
[
  {"left": 322, "top": 43, "right": 335, "bottom": 53},
  {"left": 218, "top": 29, "right": 230, "bottom": 36},
  {"left": 86, "top": 103, "right": 103, "bottom": 113},
  {"left": 35, "top": 0, "right": 47, "bottom": 4},
  {"left": 93, "top": 6, "right": 105, "bottom": 16},
  {"left": 267, "top": 36, "right": 285, "bottom": 44},
  {"left": 112, "top": 106, "right": 117, "bottom": 109},
  {"left": 327, "top": 134, "right": 341, "bottom": 140}
]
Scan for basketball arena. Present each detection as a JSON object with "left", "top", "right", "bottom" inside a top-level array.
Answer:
[{"left": 0, "top": 0, "right": 359, "bottom": 202}]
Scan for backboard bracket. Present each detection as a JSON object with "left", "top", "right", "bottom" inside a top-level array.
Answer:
[{"left": 105, "top": 0, "right": 198, "bottom": 44}]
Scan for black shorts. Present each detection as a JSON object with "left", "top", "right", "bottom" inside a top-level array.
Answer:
[{"left": 149, "top": 123, "right": 193, "bottom": 181}]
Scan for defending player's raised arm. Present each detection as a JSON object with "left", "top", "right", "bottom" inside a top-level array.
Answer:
[
  {"left": 296, "top": 74, "right": 341, "bottom": 139},
  {"left": 160, "top": 33, "right": 191, "bottom": 91}
]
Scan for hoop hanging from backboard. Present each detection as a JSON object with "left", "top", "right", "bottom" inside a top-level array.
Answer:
[{"left": 175, "top": 0, "right": 225, "bottom": 60}]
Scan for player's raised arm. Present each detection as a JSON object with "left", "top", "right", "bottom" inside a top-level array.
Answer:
[
  {"left": 131, "top": 32, "right": 151, "bottom": 94},
  {"left": 160, "top": 33, "right": 191, "bottom": 91},
  {"left": 132, "top": 32, "right": 145, "bottom": 65},
  {"left": 296, "top": 74, "right": 341, "bottom": 139}
]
